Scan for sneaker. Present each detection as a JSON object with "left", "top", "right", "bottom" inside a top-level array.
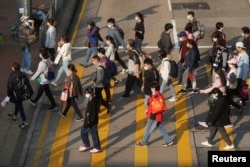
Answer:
[
  {"left": 48, "top": 106, "right": 58, "bottom": 111},
  {"left": 90, "top": 148, "right": 101, "bottom": 153},
  {"left": 162, "top": 141, "right": 173, "bottom": 147},
  {"left": 239, "top": 107, "right": 243, "bottom": 115},
  {"left": 19, "top": 122, "right": 28, "bottom": 128},
  {"left": 168, "top": 97, "right": 177, "bottom": 102},
  {"left": 120, "top": 69, "right": 128, "bottom": 74},
  {"left": 107, "top": 105, "right": 111, "bottom": 114},
  {"left": 79, "top": 145, "right": 90, "bottom": 152},
  {"left": 20, "top": 68, "right": 25, "bottom": 72},
  {"left": 29, "top": 99, "right": 36, "bottom": 107},
  {"left": 177, "top": 89, "right": 186, "bottom": 95},
  {"left": 201, "top": 141, "right": 212, "bottom": 147},
  {"left": 224, "top": 124, "right": 233, "bottom": 129},
  {"left": 191, "top": 89, "right": 199, "bottom": 94},
  {"left": 121, "top": 95, "right": 130, "bottom": 99},
  {"left": 51, "top": 81, "right": 57, "bottom": 87},
  {"left": 25, "top": 69, "right": 33, "bottom": 75},
  {"left": 58, "top": 111, "right": 65, "bottom": 118},
  {"left": 75, "top": 118, "right": 84, "bottom": 122},
  {"left": 177, "top": 83, "right": 183, "bottom": 87},
  {"left": 8, "top": 114, "right": 17, "bottom": 121},
  {"left": 79, "top": 63, "right": 88, "bottom": 68},
  {"left": 135, "top": 142, "right": 147, "bottom": 147},
  {"left": 223, "top": 144, "right": 235, "bottom": 150},
  {"left": 198, "top": 121, "right": 208, "bottom": 128}
]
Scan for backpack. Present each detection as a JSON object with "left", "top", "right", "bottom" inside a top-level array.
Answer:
[
  {"left": 99, "top": 65, "right": 111, "bottom": 86},
  {"left": 164, "top": 60, "right": 178, "bottom": 78},
  {"left": 108, "top": 59, "right": 118, "bottom": 77},
  {"left": 197, "top": 21, "right": 205, "bottom": 39},
  {"left": 239, "top": 81, "right": 249, "bottom": 100},
  {"left": 11, "top": 74, "right": 33, "bottom": 102},
  {"left": 132, "top": 49, "right": 145, "bottom": 70},
  {"left": 43, "top": 61, "right": 55, "bottom": 81},
  {"left": 214, "top": 48, "right": 230, "bottom": 70}
]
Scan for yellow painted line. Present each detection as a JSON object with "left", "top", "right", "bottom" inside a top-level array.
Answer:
[
  {"left": 47, "top": 66, "right": 84, "bottom": 166},
  {"left": 134, "top": 95, "right": 148, "bottom": 167},
  {"left": 90, "top": 82, "right": 113, "bottom": 166},
  {"left": 205, "top": 64, "right": 212, "bottom": 83},
  {"left": 173, "top": 80, "right": 192, "bottom": 167},
  {"left": 70, "top": 0, "right": 88, "bottom": 46},
  {"left": 32, "top": 112, "right": 51, "bottom": 167}
]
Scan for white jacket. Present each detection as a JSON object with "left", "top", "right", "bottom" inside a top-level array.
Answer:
[
  {"left": 160, "top": 57, "right": 171, "bottom": 81},
  {"left": 45, "top": 26, "right": 56, "bottom": 48},
  {"left": 54, "top": 43, "right": 72, "bottom": 64},
  {"left": 31, "top": 59, "right": 52, "bottom": 85},
  {"left": 106, "top": 44, "right": 115, "bottom": 61}
]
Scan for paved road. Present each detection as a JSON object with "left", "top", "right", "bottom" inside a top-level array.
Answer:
[{"left": 2, "top": 0, "right": 250, "bottom": 167}]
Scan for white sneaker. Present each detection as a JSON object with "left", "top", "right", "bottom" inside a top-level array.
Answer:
[
  {"left": 201, "top": 141, "right": 212, "bottom": 147},
  {"left": 198, "top": 121, "right": 208, "bottom": 128},
  {"left": 224, "top": 124, "right": 233, "bottom": 129},
  {"left": 79, "top": 145, "right": 90, "bottom": 152},
  {"left": 168, "top": 97, "right": 177, "bottom": 102},
  {"left": 223, "top": 144, "right": 235, "bottom": 150},
  {"left": 51, "top": 81, "right": 57, "bottom": 87},
  {"left": 90, "top": 148, "right": 101, "bottom": 153},
  {"left": 25, "top": 69, "right": 33, "bottom": 75},
  {"left": 120, "top": 69, "right": 128, "bottom": 74},
  {"left": 20, "top": 68, "right": 25, "bottom": 72}
]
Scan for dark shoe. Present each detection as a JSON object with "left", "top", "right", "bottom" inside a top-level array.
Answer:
[
  {"left": 107, "top": 105, "right": 111, "bottom": 114},
  {"left": 191, "top": 89, "right": 199, "bottom": 94},
  {"left": 135, "top": 142, "right": 147, "bottom": 147},
  {"left": 8, "top": 114, "right": 17, "bottom": 121},
  {"left": 58, "top": 111, "right": 65, "bottom": 118},
  {"left": 162, "top": 141, "right": 174, "bottom": 147},
  {"left": 114, "top": 80, "right": 120, "bottom": 86},
  {"left": 121, "top": 95, "right": 130, "bottom": 99},
  {"left": 177, "top": 89, "right": 187, "bottom": 95},
  {"left": 19, "top": 122, "right": 28, "bottom": 128},
  {"left": 239, "top": 107, "right": 243, "bottom": 115},
  {"left": 79, "top": 63, "right": 88, "bottom": 68},
  {"left": 48, "top": 106, "right": 58, "bottom": 111}
]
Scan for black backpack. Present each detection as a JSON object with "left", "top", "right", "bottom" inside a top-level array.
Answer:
[
  {"left": 164, "top": 60, "right": 178, "bottom": 78},
  {"left": 98, "top": 65, "right": 111, "bottom": 86},
  {"left": 11, "top": 74, "right": 33, "bottom": 102}
]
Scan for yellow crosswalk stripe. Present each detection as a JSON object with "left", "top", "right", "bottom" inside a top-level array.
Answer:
[
  {"left": 134, "top": 95, "right": 148, "bottom": 167},
  {"left": 173, "top": 85, "right": 193, "bottom": 167}
]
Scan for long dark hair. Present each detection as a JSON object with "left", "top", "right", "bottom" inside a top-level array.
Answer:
[
  {"left": 68, "top": 64, "right": 77, "bottom": 73},
  {"left": 106, "top": 35, "right": 116, "bottom": 47},
  {"left": 136, "top": 12, "right": 144, "bottom": 23},
  {"left": 215, "top": 68, "right": 226, "bottom": 86}
]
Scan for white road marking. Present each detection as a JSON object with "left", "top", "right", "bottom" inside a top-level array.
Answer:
[{"left": 167, "top": 0, "right": 172, "bottom": 11}]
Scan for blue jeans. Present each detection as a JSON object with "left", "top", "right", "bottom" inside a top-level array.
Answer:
[
  {"left": 53, "top": 61, "right": 70, "bottom": 84},
  {"left": 82, "top": 47, "right": 97, "bottom": 66},
  {"left": 160, "top": 78, "right": 177, "bottom": 99},
  {"left": 81, "top": 125, "right": 101, "bottom": 149},
  {"left": 21, "top": 47, "right": 32, "bottom": 70},
  {"left": 141, "top": 119, "right": 172, "bottom": 145}
]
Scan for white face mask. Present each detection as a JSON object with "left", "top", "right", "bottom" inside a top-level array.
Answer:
[
  {"left": 212, "top": 95, "right": 218, "bottom": 100},
  {"left": 85, "top": 94, "right": 91, "bottom": 99},
  {"left": 107, "top": 24, "right": 112, "bottom": 28},
  {"left": 25, "top": 22, "right": 30, "bottom": 27},
  {"left": 179, "top": 38, "right": 183, "bottom": 41},
  {"left": 241, "top": 33, "right": 245, "bottom": 36},
  {"left": 135, "top": 16, "right": 139, "bottom": 21},
  {"left": 187, "top": 15, "right": 191, "bottom": 20},
  {"left": 213, "top": 38, "right": 217, "bottom": 42},
  {"left": 144, "top": 66, "right": 148, "bottom": 70}
]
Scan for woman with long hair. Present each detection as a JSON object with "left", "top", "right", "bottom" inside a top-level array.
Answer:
[{"left": 133, "top": 12, "right": 145, "bottom": 51}]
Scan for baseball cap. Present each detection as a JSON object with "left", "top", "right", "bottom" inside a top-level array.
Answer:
[
  {"left": 20, "top": 16, "right": 29, "bottom": 22},
  {"left": 236, "top": 42, "right": 245, "bottom": 48},
  {"left": 227, "top": 58, "right": 238, "bottom": 65},
  {"left": 178, "top": 31, "right": 187, "bottom": 37}
]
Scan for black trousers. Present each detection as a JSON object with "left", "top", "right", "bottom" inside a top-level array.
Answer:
[
  {"left": 123, "top": 74, "right": 140, "bottom": 97},
  {"left": 103, "top": 84, "right": 111, "bottom": 101},
  {"left": 47, "top": 48, "right": 56, "bottom": 62},
  {"left": 226, "top": 88, "right": 241, "bottom": 109},
  {"left": 13, "top": 101, "right": 26, "bottom": 122},
  {"left": 95, "top": 87, "right": 109, "bottom": 109},
  {"left": 33, "top": 84, "right": 56, "bottom": 107},
  {"left": 115, "top": 51, "right": 127, "bottom": 69},
  {"left": 208, "top": 126, "right": 232, "bottom": 145},
  {"left": 63, "top": 97, "right": 83, "bottom": 118}
]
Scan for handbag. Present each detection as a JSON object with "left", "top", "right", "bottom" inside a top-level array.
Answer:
[
  {"left": 27, "top": 34, "right": 38, "bottom": 44},
  {"left": 149, "top": 93, "right": 167, "bottom": 114},
  {"left": 60, "top": 89, "right": 69, "bottom": 102}
]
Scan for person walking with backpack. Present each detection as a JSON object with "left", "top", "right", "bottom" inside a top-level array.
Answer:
[
  {"left": 105, "top": 35, "right": 119, "bottom": 85},
  {"left": 136, "top": 83, "right": 173, "bottom": 147},
  {"left": 158, "top": 23, "right": 174, "bottom": 55},
  {"left": 19, "top": 16, "right": 35, "bottom": 75},
  {"left": 45, "top": 19, "right": 56, "bottom": 62},
  {"left": 92, "top": 55, "right": 111, "bottom": 113},
  {"left": 51, "top": 35, "right": 71, "bottom": 87},
  {"left": 7, "top": 62, "right": 33, "bottom": 128},
  {"left": 141, "top": 58, "right": 159, "bottom": 107},
  {"left": 97, "top": 48, "right": 112, "bottom": 103},
  {"left": 107, "top": 18, "right": 128, "bottom": 74},
  {"left": 159, "top": 50, "right": 178, "bottom": 102},
  {"left": 186, "top": 11, "right": 200, "bottom": 40},
  {"left": 121, "top": 39, "right": 141, "bottom": 98},
  {"left": 80, "top": 20, "right": 103, "bottom": 67},
  {"left": 29, "top": 48, "right": 57, "bottom": 111},
  {"left": 79, "top": 87, "right": 101, "bottom": 153},
  {"left": 178, "top": 39, "right": 199, "bottom": 95},
  {"left": 133, "top": 12, "right": 145, "bottom": 51},
  {"left": 58, "top": 64, "right": 84, "bottom": 121}
]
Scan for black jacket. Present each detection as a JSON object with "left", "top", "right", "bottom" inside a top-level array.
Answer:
[
  {"left": 7, "top": 70, "right": 33, "bottom": 102},
  {"left": 158, "top": 31, "right": 173, "bottom": 54},
  {"left": 83, "top": 97, "right": 100, "bottom": 127},
  {"left": 143, "top": 67, "right": 159, "bottom": 96},
  {"left": 206, "top": 96, "right": 231, "bottom": 127}
]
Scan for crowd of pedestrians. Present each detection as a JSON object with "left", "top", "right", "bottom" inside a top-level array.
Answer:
[{"left": 2, "top": 10, "right": 250, "bottom": 154}]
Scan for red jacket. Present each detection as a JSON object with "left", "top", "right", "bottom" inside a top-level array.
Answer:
[{"left": 147, "top": 92, "right": 167, "bottom": 122}]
